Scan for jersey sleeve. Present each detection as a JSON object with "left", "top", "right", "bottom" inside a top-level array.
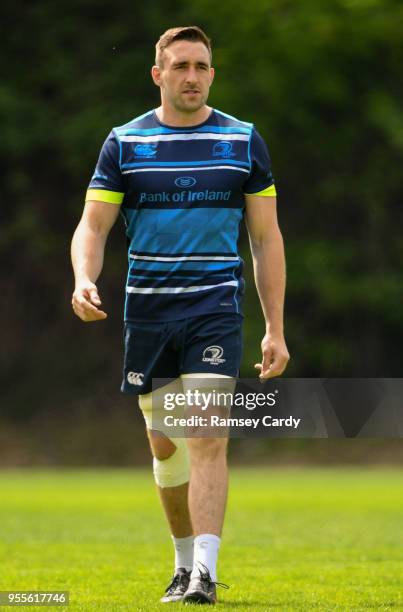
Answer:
[
  {"left": 243, "top": 127, "right": 277, "bottom": 197},
  {"left": 86, "top": 130, "right": 125, "bottom": 204}
]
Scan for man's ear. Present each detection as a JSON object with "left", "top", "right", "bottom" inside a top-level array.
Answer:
[
  {"left": 151, "top": 65, "right": 161, "bottom": 87},
  {"left": 209, "top": 67, "right": 215, "bottom": 86}
]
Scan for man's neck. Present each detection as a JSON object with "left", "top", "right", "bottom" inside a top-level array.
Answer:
[{"left": 155, "top": 105, "right": 212, "bottom": 127}]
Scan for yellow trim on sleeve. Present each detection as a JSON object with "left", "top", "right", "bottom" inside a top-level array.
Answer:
[
  {"left": 244, "top": 184, "right": 277, "bottom": 197},
  {"left": 85, "top": 189, "right": 124, "bottom": 204}
]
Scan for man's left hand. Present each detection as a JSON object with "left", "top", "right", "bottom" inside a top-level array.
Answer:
[{"left": 254, "top": 333, "right": 290, "bottom": 379}]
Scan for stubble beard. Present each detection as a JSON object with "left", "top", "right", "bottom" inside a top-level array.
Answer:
[{"left": 172, "top": 92, "right": 208, "bottom": 115}]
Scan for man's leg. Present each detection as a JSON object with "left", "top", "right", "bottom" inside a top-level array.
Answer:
[
  {"left": 186, "top": 435, "right": 229, "bottom": 540},
  {"left": 138, "top": 380, "right": 194, "bottom": 602},
  {"left": 187, "top": 435, "right": 229, "bottom": 589},
  {"left": 181, "top": 374, "right": 235, "bottom": 604},
  {"left": 146, "top": 429, "right": 193, "bottom": 540}
]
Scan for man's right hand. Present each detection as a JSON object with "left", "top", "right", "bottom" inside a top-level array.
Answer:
[{"left": 72, "top": 282, "right": 107, "bottom": 322}]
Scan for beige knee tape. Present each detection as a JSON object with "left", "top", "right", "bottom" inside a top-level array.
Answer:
[
  {"left": 139, "top": 379, "right": 190, "bottom": 488},
  {"left": 152, "top": 437, "right": 190, "bottom": 488}
]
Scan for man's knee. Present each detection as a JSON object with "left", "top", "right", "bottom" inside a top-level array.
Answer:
[
  {"left": 147, "top": 428, "right": 177, "bottom": 461},
  {"left": 152, "top": 436, "right": 190, "bottom": 488},
  {"left": 187, "top": 436, "right": 228, "bottom": 461},
  {"left": 139, "top": 384, "right": 190, "bottom": 488}
]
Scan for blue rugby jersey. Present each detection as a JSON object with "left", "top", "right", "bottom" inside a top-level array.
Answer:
[{"left": 86, "top": 109, "right": 276, "bottom": 322}]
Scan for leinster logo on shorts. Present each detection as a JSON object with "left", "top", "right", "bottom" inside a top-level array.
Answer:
[
  {"left": 202, "top": 345, "right": 226, "bottom": 365},
  {"left": 212, "top": 141, "right": 236, "bottom": 158},
  {"left": 127, "top": 371, "right": 144, "bottom": 386}
]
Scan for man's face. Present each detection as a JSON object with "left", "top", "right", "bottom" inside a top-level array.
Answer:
[{"left": 152, "top": 40, "right": 214, "bottom": 114}]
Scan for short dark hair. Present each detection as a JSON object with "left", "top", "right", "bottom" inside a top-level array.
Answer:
[{"left": 155, "top": 26, "right": 212, "bottom": 66}]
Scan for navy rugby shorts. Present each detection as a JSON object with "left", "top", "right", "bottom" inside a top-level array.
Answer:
[{"left": 121, "top": 313, "right": 243, "bottom": 395}]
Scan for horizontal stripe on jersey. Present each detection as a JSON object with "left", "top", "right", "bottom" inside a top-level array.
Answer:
[
  {"left": 128, "top": 259, "right": 241, "bottom": 272},
  {"left": 122, "top": 165, "right": 250, "bottom": 175},
  {"left": 129, "top": 253, "right": 239, "bottom": 262},
  {"left": 121, "top": 159, "right": 250, "bottom": 169},
  {"left": 115, "top": 125, "right": 252, "bottom": 136},
  {"left": 119, "top": 132, "right": 250, "bottom": 143},
  {"left": 128, "top": 269, "right": 238, "bottom": 287},
  {"left": 126, "top": 280, "right": 238, "bottom": 294}
]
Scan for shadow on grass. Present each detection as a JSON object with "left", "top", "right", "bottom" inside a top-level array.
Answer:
[{"left": 220, "top": 602, "right": 279, "bottom": 608}]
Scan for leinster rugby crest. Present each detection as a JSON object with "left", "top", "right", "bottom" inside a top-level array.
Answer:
[{"left": 202, "top": 345, "right": 226, "bottom": 365}]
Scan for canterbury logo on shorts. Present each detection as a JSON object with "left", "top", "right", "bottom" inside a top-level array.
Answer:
[{"left": 127, "top": 372, "right": 144, "bottom": 386}]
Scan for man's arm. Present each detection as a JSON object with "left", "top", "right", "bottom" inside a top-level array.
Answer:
[
  {"left": 244, "top": 194, "right": 290, "bottom": 378},
  {"left": 71, "top": 200, "right": 121, "bottom": 322}
]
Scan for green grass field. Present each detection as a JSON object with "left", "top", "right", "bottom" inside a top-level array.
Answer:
[{"left": 0, "top": 468, "right": 402, "bottom": 611}]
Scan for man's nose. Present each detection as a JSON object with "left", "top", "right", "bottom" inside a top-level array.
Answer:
[{"left": 185, "top": 67, "right": 198, "bottom": 82}]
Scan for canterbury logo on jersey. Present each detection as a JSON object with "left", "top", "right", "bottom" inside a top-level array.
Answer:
[{"left": 133, "top": 144, "right": 157, "bottom": 158}]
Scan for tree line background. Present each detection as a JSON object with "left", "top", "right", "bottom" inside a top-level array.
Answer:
[{"left": 1, "top": 0, "right": 402, "bottom": 464}]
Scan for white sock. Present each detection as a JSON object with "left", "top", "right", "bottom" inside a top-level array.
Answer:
[
  {"left": 191, "top": 534, "right": 221, "bottom": 582},
  {"left": 172, "top": 535, "right": 194, "bottom": 572}
]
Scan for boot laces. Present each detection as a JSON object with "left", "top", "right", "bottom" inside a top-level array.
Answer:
[
  {"left": 165, "top": 569, "right": 190, "bottom": 594},
  {"left": 196, "top": 562, "right": 229, "bottom": 590}
]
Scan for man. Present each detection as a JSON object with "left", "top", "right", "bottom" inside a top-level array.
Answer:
[{"left": 71, "top": 26, "right": 289, "bottom": 605}]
